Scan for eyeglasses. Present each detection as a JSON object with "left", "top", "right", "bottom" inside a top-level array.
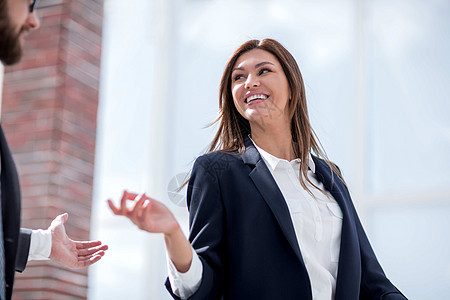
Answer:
[{"left": 29, "top": 0, "right": 39, "bottom": 13}]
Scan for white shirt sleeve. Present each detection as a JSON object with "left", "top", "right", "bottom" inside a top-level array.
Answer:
[
  {"left": 167, "top": 246, "right": 203, "bottom": 299},
  {"left": 28, "top": 229, "right": 52, "bottom": 261}
]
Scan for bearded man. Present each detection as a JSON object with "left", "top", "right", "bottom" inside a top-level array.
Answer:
[{"left": 0, "top": 1, "right": 108, "bottom": 299}]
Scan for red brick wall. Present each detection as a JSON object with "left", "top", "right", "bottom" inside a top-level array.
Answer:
[{"left": 1, "top": 0, "right": 104, "bottom": 298}]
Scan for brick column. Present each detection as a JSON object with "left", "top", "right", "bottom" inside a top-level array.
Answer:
[{"left": 1, "top": 0, "right": 104, "bottom": 298}]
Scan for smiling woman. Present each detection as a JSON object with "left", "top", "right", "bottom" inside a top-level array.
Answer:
[
  {"left": 209, "top": 39, "right": 340, "bottom": 197},
  {"left": 109, "top": 39, "right": 407, "bottom": 300}
]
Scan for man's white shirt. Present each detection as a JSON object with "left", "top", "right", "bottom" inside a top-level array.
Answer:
[{"left": 29, "top": 229, "right": 51, "bottom": 261}]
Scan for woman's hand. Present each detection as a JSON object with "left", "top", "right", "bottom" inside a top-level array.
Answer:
[
  {"left": 107, "top": 190, "right": 179, "bottom": 236},
  {"left": 108, "top": 190, "right": 193, "bottom": 272}
]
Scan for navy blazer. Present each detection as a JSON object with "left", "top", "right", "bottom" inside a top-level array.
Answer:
[
  {"left": 166, "top": 137, "right": 406, "bottom": 300},
  {"left": 1, "top": 124, "right": 31, "bottom": 300}
]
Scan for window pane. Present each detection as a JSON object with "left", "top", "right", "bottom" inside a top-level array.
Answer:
[{"left": 367, "top": 0, "right": 450, "bottom": 192}]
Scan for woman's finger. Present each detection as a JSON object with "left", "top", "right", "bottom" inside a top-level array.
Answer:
[
  {"left": 137, "top": 197, "right": 152, "bottom": 223},
  {"left": 119, "top": 190, "right": 139, "bottom": 214},
  {"left": 129, "top": 193, "right": 148, "bottom": 221},
  {"left": 107, "top": 199, "right": 121, "bottom": 215}
]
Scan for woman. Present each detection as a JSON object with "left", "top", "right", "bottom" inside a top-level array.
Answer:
[{"left": 108, "top": 39, "right": 407, "bottom": 300}]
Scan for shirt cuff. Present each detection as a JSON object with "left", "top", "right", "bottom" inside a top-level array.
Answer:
[
  {"left": 28, "top": 229, "right": 52, "bottom": 261},
  {"left": 167, "top": 246, "right": 203, "bottom": 299}
]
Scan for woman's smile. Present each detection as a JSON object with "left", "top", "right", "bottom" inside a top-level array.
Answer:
[{"left": 244, "top": 91, "right": 269, "bottom": 105}]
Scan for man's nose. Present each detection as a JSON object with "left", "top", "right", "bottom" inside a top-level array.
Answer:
[{"left": 26, "top": 11, "right": 40, "bottom": 30}]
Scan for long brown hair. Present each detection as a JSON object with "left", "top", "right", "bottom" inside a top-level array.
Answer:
[{"left": 208, "top": 39, "right": 344, "bottom": 195}]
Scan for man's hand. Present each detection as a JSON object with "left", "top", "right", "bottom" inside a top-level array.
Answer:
[{"left": 49, "top": 213, "right": 108, "bottom": 268}]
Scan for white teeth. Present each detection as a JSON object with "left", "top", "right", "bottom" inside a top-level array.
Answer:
[{"left": 246, "top": 94, "right": 268, "bottom": 103}]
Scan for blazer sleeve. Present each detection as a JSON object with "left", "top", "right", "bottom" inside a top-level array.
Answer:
[
  {"left": 165, "top": 155, "right": 226, "bottom": 300},
  {"left": 15, "top": 228, "right": 32, "bottom": 272},
  {"left": 349, "top": 202, "right": 407, "bottom": 299}
]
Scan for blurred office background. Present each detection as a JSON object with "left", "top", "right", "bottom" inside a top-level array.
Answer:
[
  {"left": 1, "top": 0, "right": 449, "bottom": 299},
  {"left": 89, "top": 0, "right": 450, "bottom": 299}
]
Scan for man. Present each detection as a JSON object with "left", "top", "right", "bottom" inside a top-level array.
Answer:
[{"left": 0, "top": 0, "right": 108, "bottom": 299}]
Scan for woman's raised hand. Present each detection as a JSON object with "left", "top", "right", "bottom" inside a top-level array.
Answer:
[{"left": 107, "top": 190, "right": 179, "bottom": 235}]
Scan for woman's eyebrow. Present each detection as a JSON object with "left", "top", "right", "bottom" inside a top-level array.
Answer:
[
  {"left": 255, "top": 61, "right": 275, "bottom": 68},
  {"left": 232, "top": 61, "right": 275, "bottom": 73}
]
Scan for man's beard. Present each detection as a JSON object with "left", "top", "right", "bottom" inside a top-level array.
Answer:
[{"left": 0, "top": 1, "right": 25, "bottom": 65}]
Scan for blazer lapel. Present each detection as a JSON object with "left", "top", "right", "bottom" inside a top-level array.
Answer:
[
  {"left": 242, "top": 137, "right": 307, "bottom": 267},
  {"left": 312, "top": 156, "right": 361, "bottom": 299}
]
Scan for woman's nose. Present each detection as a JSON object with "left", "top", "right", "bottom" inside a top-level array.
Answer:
[{"left": 244, "top": 74, "right": 260, "bottom": 89}]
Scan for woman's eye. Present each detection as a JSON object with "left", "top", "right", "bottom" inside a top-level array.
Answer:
[
  {"left": 259, "top": 68, "right": 271, "bottom": 75},
  {"left": 233, "top": 74, "right": 245, "bottom": 81}
]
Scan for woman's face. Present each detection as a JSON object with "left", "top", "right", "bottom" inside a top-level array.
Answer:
[{"left": 231, "top": 49, "right": 291, "bottom": 127}]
